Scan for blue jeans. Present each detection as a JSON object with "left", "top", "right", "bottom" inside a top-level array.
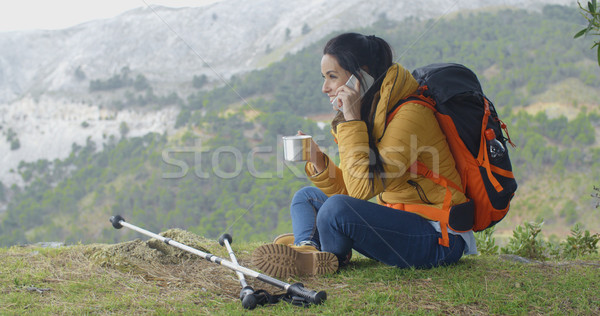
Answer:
[{"left": 290, "top": 186, "right": 465, "bottom": 268}]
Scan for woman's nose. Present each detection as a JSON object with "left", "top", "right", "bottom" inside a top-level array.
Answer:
[{"left": 322, "top": 81, "right": 330, "bottom": 94}]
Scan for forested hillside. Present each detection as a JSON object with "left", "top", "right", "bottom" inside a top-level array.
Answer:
[{"left": 1, "top": 5, "right": 599, "bottom": 246}]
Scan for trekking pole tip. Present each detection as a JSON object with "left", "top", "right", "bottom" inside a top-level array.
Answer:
[
  {"left": 241, "top": 292, "right": 258, "bottom": 310},
  {"left": 218, "top": 233, "right": 232, "bottom": 246},
  {"left": 313, "top": 290, "right": 327, "bottom": 305},
  {"left": 109, "top": 215, "right": 125, "bottom": 229},
  {"left": 288, "top": 282, "right": 327, "bottom": 305},
  {"left": 240, "top": 285, "right": 255, "bottom": 300}
]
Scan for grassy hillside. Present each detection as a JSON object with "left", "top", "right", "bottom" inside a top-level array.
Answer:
[
  {"left": 1, "top": 5, "right": 600, "bottom": 247},
  {"left": 1, "top": 237, "right": 598, "bottom": 314}
]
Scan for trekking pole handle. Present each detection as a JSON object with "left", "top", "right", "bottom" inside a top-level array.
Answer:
[
  {"left": 287, "top": 283, "right": 327, "bottom": 305},
  {"left": 218, "top": 233, "right": 232, "bottom": 246},
  {"left": 110, "top": 215, "right": 124, "bottom": 229}
]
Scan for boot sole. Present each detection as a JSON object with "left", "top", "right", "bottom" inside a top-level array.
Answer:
[{"left": 252, "top": 244, "right": 338, "bottom": 278}]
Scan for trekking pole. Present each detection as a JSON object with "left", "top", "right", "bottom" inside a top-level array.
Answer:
[
  {"left": 218, "top": 233, "right": 259, "bottom": 310},
  {"left": 109, "top": 215, "right": 327, "bottom": 307}
]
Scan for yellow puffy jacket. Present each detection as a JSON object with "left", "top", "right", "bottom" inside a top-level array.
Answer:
[{"left": 305, "top": 64, "right": 467, "bottom": 210}]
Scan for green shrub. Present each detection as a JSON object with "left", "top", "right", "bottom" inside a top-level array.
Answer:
[
  {"left": 474, "top": 226, "right": 499, "bottom": 255},
  {"left": 489, "top": 220, "right": 599, "bottom": 260},
  {"left": 561, "top": 224, "right": 600, "bottom": 258},
  {"left": 501, "top": 219, "right": 547, "bottom": 260},
  {"left": 593, "top": 185, "right": 600, "bottom": 208}
]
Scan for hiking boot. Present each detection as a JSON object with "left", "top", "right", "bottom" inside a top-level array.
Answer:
[
  {"left": 272, "top": 233, "right": 294, "bottom": 245},
  {"left": 272, "top": 234, "right": 353, "bottom": 268},
  {"left": 251, "top": 243, "right": 338, "bottom": 278},
  {"left": 340, "top": 251, "right": 352, "bottom": 267}
]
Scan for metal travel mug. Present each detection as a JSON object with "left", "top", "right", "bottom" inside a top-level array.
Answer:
[{"left": 282, "top": 135, "right": 312, "bottom": 162}]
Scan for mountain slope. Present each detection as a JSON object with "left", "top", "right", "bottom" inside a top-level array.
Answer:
[
  {"left": 0, "top": 0, "right": 576, "bottom": 188},
  {"left": 1, "top": 5, "right": 599, "bottom": 246}
]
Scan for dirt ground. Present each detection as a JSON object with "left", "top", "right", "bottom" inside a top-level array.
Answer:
[{"left": 83, "top": 229, "right": 280, "bottom": 300}]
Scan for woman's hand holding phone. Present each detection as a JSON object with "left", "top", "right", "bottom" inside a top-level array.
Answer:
[
  {"left": 336, "top": 77, "right": 362, "bottom": 120},
  {"left": 331, "top": 70, "right": 374, "bottom": 121}
]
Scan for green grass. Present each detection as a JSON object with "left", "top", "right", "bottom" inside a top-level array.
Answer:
[{"left": 1, "top": 242, "right": 598, "bottom": 315}]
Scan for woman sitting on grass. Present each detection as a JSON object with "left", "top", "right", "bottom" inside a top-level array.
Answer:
[{"left": 252, "top": 32, "right": 477, "bottom": 278}]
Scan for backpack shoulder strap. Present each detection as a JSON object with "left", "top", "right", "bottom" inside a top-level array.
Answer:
[
  {"left": 411, "top": 160, "right": 463, "bottom": 194},
  {"left": 386, "top": 87, "right": 463, "bottom": 193},
  {"left": 386, "top": 86, "right": 436, "bottom": 126}
]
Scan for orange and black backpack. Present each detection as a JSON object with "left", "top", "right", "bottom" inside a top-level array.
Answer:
[{"left": 386, "top": 63, "right": 518, "bottom": 247}]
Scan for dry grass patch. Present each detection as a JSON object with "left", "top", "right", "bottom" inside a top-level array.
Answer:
[{"left": 1, "top": 232, "right": 598, "bottom": 314}]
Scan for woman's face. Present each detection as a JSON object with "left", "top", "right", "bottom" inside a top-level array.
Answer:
[{"left": 321, "top": 54, "right": 351, "bottom": 104}]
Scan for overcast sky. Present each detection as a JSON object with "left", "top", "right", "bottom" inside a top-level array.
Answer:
[{"left": 0, "top": 0, "right": 223, "bottom": 32}]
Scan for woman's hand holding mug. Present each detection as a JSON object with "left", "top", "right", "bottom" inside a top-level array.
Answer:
[{"left": 297, "top": 130, "right": 326, "bottom": 173}]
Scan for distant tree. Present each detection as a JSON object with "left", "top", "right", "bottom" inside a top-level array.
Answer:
[
  {"left": 10, "top": 139, "right": 20, "bottom": 151},
  {"left": 74, "top": 66, "right": 86, "bottom": 81},
  {"left": 119, "top": 122, "right": 130, "bottom": 138},
  {"left": 143, "top": 88, "right": 156, "bottom": 106},
  {"left": 124, "top": 90, "right": 136, "bottom": 106},
  {"left": 5, "top": 128, "right": 16, "bottom": 142},
  {"left": 0, "top": 181, "right": 5, "bottom": 202},
  {"left": 301, "top": 23, "right": 311, "bottom": 35},
  {"left": 192, "top": 74, "right": 208, "bottom": 89},
  {"left": 120, "top": 66, "right": 131, "bottom": 79},
  {"left": 90, "top": 72, "right": 131, "bottom": 91},
  {"left": 6, "top": 128, "right": 20, "bottom": 150},
  {"left": 285, "top": 28, "right": 291, "bottom": 41},
  {"left": 575, "top": 0, "right": 600, "bottom": 66},
  {"left": 133, "top": 74, "right": 150, "bottom": 91},
  {"left": 160, "top": 92, "right": 181, "bottom": 106}
]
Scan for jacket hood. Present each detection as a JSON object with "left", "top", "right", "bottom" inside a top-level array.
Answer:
[{"left": 372, "top": 63, "right": 420, "bottom": 141}]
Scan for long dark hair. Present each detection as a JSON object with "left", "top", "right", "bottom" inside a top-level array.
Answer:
[{"left": 324, "top": 33, "right": 393, "bottom": 186}]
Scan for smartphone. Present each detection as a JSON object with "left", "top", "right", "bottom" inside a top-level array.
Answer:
[{"left": 331, "top": 69, "right": 375, "bottom": 110}]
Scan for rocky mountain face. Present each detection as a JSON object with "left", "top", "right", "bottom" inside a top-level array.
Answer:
[
  {"left": 0, "top": 0, "right": 574, "bottom": 187},
  {"left": 0, "top": 0, "right": 574, "bottom": 103}
]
